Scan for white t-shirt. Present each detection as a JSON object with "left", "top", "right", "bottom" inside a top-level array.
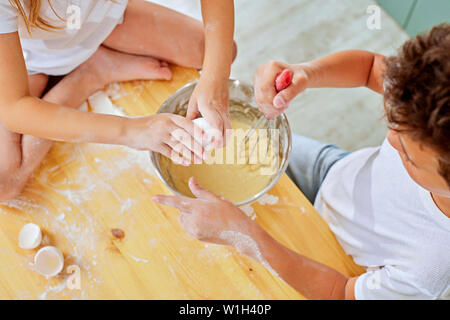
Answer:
[
  {"left": 315, "top": 139, "right": 450, "bottom": 299},
  {"left": 0, "top": 0, "right": 128, "bottom": 75}
]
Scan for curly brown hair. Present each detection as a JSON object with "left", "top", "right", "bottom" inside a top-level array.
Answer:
[{"left": 384, "top": 23, "right": 450, "bottom": 186}]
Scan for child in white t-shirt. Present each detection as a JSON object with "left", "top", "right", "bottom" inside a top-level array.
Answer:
[
  {"left": 0, "top": 0, "right": 235, "bottom": 201},
  {"left": 154, "top": 24, "right": 450, "bottom": 299}
]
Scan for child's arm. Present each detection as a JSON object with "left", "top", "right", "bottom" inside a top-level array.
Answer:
[
  {"left": 254, "top": 50, "right": 386, "bottom": 118},
  {"left": 187, "top": 0, "right": 235, "bottom": 147},
  {"left": 0, "top": 33, "right": 205, "bottom": 163},
  {"left": 153, "top": 178, "right": 359, "bottom": 300}
]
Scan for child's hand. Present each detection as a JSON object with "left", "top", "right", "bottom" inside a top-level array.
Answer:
[
  {"left": 153, "top": 177, "right": 253, "bottom": 245},
  {"left": 254, "top": 61, "right": 309, "bottom": 119},
  {"left": 125, "top": 114, "right": 207, "bottom": 166},
  {"left": 186, "top": 76, "right": 232, "bottom": 148}
]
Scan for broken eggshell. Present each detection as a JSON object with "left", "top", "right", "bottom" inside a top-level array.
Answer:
[
  {"left": 33, "top": 246, "right": 64, "bottom": 278},
  {"left": 19, "top": 223, "right": 42, "bottom": 250}
]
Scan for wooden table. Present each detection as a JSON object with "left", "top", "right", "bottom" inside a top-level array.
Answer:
[{"left": 0, "top": 66, "right": 364, "bottom": 300}]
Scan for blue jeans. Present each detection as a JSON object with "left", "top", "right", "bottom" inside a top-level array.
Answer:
[{"left": 286, "top": 134, "right": 350, "bottom": 204}]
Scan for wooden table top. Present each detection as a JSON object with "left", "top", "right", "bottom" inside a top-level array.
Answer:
[{"left": 0, "top": 66, "right": 364, "bottom": 299}]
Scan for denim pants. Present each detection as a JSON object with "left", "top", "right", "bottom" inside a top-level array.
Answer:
[{"left": 286, "top": 134, "right": 350, "bottom": 204}]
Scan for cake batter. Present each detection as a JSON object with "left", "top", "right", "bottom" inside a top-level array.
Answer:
[{"left": 159, "top": 105, "right": 280, "bottom": 203}]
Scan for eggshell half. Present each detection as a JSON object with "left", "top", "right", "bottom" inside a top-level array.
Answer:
[
  {"left": 19, "top": 223, "right": 42, "bottom": 250},
  {"left": 34, "top": 246, "right": 64, "bottom": 277}
]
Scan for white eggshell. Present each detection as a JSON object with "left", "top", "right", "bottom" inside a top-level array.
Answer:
[
  {"left": 193, "top": 118, "right": 215, "bottom": 147},
  {"left": 34, "top": 246, "right": 64, "bottom": 278},
  {"left": 19, "top": 223, "right": 42, "bottom": 250}
]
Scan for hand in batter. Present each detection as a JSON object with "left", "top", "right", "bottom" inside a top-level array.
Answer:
[
  {"left": 125, "top": 114, "right": 208, "bottom": 166},
  {"left": 153, "top": 177, "right": 254, "bottom": 244},
  {"left": 187, "top": 76, "right": 232, "bottom": 148},
  {"left": 254, "top": 61, "right": 310, "bottom": 119}
]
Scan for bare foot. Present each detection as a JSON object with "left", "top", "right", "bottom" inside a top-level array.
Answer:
[{"left": 75, "top": 45, "right": 173, "bottom": 90}]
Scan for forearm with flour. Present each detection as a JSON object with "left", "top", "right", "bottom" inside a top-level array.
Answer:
[{"left": 235, "top": 223, "right": 355, "bottom": 300}]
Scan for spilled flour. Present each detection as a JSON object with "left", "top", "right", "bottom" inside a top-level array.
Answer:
[
  {"left": 219, "top": 231, "right": 279, "bottom": 277},
  {"left": 257, "top": 194, "right": 279, "bottom": 206},
  {"left": 87, "top": 91, "right": 157, "bottom": 179},
  {"left": 89, "top": 91, "right": 127, "bottom": 116},
  {"left": 1, "top": 90, "right": 159, "bottom": 299},
  {"left": 120, "top": 198, "right": 138, "bottom": 214},
  {"left": 38, "top": 280, "right": 68, "bottom": 300},
  {"left": 241, "top": 204, "right": 257, "bottom": 220},
  {"left": 129, "top": 254, "right": 149, "bottom": 263},
  {"left": 104, "top": 82, "right": 130, "bottom": 100}
]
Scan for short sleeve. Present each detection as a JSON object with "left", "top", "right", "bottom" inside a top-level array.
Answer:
[
  {"left": 355, "top": 266, "right": 435, "bottom": 300},
  {"left": 0, "top": 0, "right": 19, "bottom": 33}
]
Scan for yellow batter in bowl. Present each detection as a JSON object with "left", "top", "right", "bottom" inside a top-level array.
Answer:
[{"left": 158, "top": 102, "right": 281, "bottom": 203}]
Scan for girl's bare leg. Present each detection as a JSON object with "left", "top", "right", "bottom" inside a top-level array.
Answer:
[
  {"left": 0, "top": 45, "right": 174, "bottom": 202},
  {"left": 103, "top": 0, "right": 237, "bottom": 69}
]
